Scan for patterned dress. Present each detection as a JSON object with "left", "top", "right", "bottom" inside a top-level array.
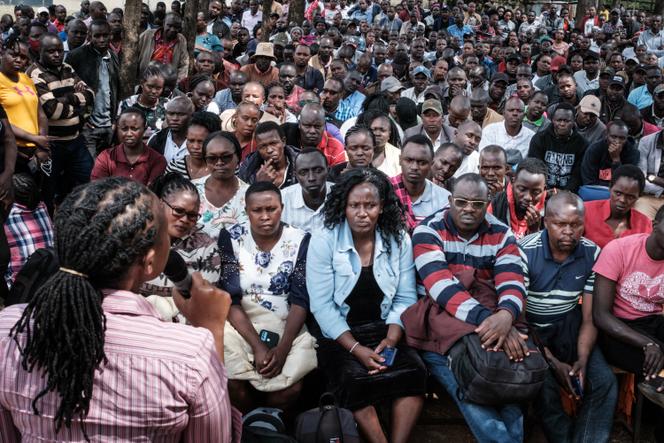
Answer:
[{"left": 192, "top": 176, "right": 249, "bottom": 242}]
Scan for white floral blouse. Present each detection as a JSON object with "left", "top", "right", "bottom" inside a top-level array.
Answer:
[
  {"left": 192, "top": 176, "right": 249, "bottom": 241},
  {"left": 218, "top": 223, "right": 310, "bottom": 321}
]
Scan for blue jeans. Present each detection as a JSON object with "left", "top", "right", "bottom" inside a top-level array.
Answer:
[
  {"left": 50, "top": 136, "right": 93, "bottom": 204},
  {"left": 422, "top": 351, "right": 524, "bottom": 443},
  {"left": 535, "top": 348, "right": 617, "bottom": 443}
]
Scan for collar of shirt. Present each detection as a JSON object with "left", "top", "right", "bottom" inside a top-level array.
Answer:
[
  {"left": 524, "top": 114, "right": 545, "bottom": 126},
  {"left": 336, "top": 219, "right": 388, "bottom": 256},
  {"left": 101, "top": 289, "right": 163, "bottom": 319},
  {"left": 412, "top": 179, "right": 433, "bottom": 205},
  {"left": 117, "top": 143, "right": 151, "bottom": 166},
  {"left": 292, "top": 182, "right": 332, "bottom": 210}
]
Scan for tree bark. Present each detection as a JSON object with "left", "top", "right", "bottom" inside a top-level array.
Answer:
[
  {"left": 261, "top": 0, "right": 274, "bottom": 42},
  {"left": 119, "top": 0, "right": 142, "bottom": 99},
  {"left": 183, "top": 0, "right": 199, "bottom": 72},
  {"left": 288, "top": 0, "right": 305, "bottom": 27},
  {"left": 575, "top": 0, "right": 594, "bottom": 31},
  {"left": 657, "top": 0, "right": 664, "bottom": 16}
]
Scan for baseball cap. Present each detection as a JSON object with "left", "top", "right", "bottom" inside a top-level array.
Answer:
[
  {"left": 599, "top": 66, "right": 615, "bottom": 77},
  {"left": 381, "top": 76, "right": 405, "bottom": 93},
  {"left": 412, "top": 65, "right": 432, "bottom": 80},
  {"left": 422, "top": 98, "right": 443, "bottom": 115},
  {"left": 625, "top": 56, "right": 639, "bottom": 65},
  {"left": 550, "top": 56, "right": 567, "bottom": 72},
  {"left": 578, "top": 95, "right": 601, "bottom": 117},
  {"left": 37, "top": 6, "right": 49, "bottom": 14},
  {"left": 491, "top": 73, "right": 509, "bottom": 84},
  {"left": 609, "top": 75, "right": 626, "bottom": 89},
  {"left": 654, "top": 84, "right": 664, "bottom": 95},
  {"left": 634, "top": 64, "right": 648, "bottom": 73},
  {"left": 506, "top": 53, "right": 522, "bottom": 63},
  {"left": 423, "top": 85, "right": 443, "bottom": 100}
]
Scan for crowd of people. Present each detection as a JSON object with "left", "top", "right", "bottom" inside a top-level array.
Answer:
[{"left": 0, "top": 0, "right": 664, "bottom": 441}]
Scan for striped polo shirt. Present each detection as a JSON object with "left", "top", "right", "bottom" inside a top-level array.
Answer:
[
  {"left": 518, "top": 230, "right": 600, "bottom": 327},
  {"left": 413, "top": 209, "right": 526, "bottom": 326}
]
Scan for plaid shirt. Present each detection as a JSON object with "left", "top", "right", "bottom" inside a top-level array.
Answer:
[
  {"left": 332, "top": 97, "right": 358, "bottom": 122},
  {"left": 390, "top": 174, "right": 417, "bottom": 233},
  {"left": 26, "top": 61, "right": 94, "bottom": 141},
  {"left": 4, "top": 202, "right": 54, "bottom": 286}
]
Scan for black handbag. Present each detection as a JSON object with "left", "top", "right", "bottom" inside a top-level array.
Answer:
[
  {"left": 447, "top": 332, "right": 549, "bottom": 406},
  {"left": 295, "top": 392, "right": 360, "bottom": 443}
]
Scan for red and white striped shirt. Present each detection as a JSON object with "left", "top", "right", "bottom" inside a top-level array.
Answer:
[{"left": 0, "top": 289, "right": 240, "bottom": 442}]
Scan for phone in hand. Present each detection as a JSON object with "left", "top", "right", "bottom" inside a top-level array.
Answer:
[
  {"left": 379, "top": 347, "right": 398, "bottom": 367},
  {"left": 259, "top": 329, "right": 280, "bottom": 349},
  {"left": 570, "top": 376, "right": 584, "bottom": 398}
]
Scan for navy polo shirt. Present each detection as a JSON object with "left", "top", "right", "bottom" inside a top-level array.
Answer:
[{"left": 518, "top": 230, "right": 600, "bottom": 327}]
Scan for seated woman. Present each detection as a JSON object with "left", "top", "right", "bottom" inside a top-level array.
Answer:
[
  {"left": 187, "top": 74, "right": 219, "bottom": 114},
  {"left": 593, "top": 206, "right": 664, "bottom": 401},
  {"left": 91, "top": 107, "right": 166, "bottom": 186},
  {"left": 218, "top": 181, "right": 316, "bottom": 413},
  {"left": 118, "top": 65, "right": 168, "bottom": 138},
  {"left": 328, "top": 126, "right": 376, "bottom": 183},
  {"left": 166, "top": 111, "right": 221, "bottom": 180},
  {"left": 583, "top": 165, "right": 652, "bottom": 248},
  {"left": 140, "top": 173, "right": 221, "bottom": 321},
  {"left": 238, "top": 121, "right": 299, "bottom": 188},
  {"left": 367, "top": 111, "right": 402, "bottom": 178},
  {"left": 192, "top": 131, "right": 249, "bottom": 240},
  {"left": 230, "top": 101, "right": 260, "bottom": 160},
  {"left": 307, "top": 168, "right": 425, "bottom": 443}
]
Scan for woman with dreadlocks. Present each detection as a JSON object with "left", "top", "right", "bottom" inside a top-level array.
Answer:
[{"left": 0, "top": 177, "right": 238, "bottom": 441}]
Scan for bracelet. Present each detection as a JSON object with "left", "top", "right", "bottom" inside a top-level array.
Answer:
[
  {"left": 349, "top": 341, "right": 360, "bottom": 354},
  {"left": 644, "top": 342, "right": 660, "bottom": 351}
]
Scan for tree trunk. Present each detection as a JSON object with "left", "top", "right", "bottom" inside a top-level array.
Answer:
[
  {"left": 657, "top": 0, "right": 664, "bottom": 16},
  {"left": 575, "top": 0, "right": 594, "bottom": 31},
  {"left": 288, "top": 0, "right": 305, "bottom": 27},
  {"left": 120, "top": 0, "right": 141, "bottom": 99},
  {"left": 183, "top": 0, "right": 199, "bottom": 73},
  {"left": 261, "top": 0, "right": 274, "bottom": 42}
]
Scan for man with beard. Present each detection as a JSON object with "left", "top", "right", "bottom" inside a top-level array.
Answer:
[
  {"left": 523, "top": 91, "right": 551, "bottom": 133},
  {"left": 283, "top": 103, "right": 346, "bottom": 166},
  {"left": 404, "top": 99, "right": 456, "bottom": 151},
  {"left": 390, "top": 135, "right": 451, "bottom": 232},
  {"left": 480, "top": 97, "right": 535, "bottom": 159},
  {"left": 528, "top": 103, "right": 588, "bottom": 192},
  {"left": 309, "top": 37, "right": 334, "bottom": 80},
  {"left": 442, "top": 66, "right": 468, "bottom": 113},
  {"left": 452, "top": 120, "right": 481, "bottom": 178},
  {"left": 320, "top": 78, "right": 350, "bottom": 128},
  {"left": 206, "top": 0, "right": 229, "bottom": 39},
  {"left": 212, "top": 70, "right": 248, "bottom": 114},
  {"left": 599, "top": 76, "right": 635, "bottom": 124},
  {"left": 27, "top": 33, "right": 94, "bottom": 203},
  {"left": 488, "top": 73, "right": 508, "bottom": 113},
  {"left": 107, "top": 11, "right": 123, "bottom": 56},
  {"left": 293, "top": 44, "right": 324, "bottom": 93},
  {"left": 240, "top": 42, "right": 279, "bottom": 85},
  {"left": 575, "top": 95, "right": 606, "bottom": 147},
  {"left": 138, "top": 13, "right": 188, "bottom": 80},
  {"left": 470, "top": 89, "right": 503, "bottom": 129},
  {"left": 636, "top": 15, "right": 664, "bottom": 57},
  {"left": 489, "top": 158, "right": 547, "bottom": 239},
  {"left": 628, "top": 65, "right": 663, "bottom": 109},
  {"left": 62, "top": 19, "right": 87, "bottom": 55},
  {"left": 432, "top": 142, "right": 464, "bottom": 189},
  {"left": 280, "top": 63, "right": 305, "bottom": 115},
  {"left": 67, "top": 19, "right": 119, "bottom": 157},
  {"left": 518, "top": 192, "right": 617, "bottom": 443},
  {"left": 338, "top": 71, "right": 365, "bottom": 119},
  {"left": 281, "top": 148, "right": 332, "bottom": 233},
  {"left": 573, "top": 51, "right": 600, "bottom": 95},
  {"left": 479, "top": 145, "right": 510, "bottom": 198}
]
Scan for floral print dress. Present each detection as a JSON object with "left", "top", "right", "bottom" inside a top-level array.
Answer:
[
  {"left": 218, "top": 223, "right": 310, "bottom": 321},
  {"left": 192, "top": 176, "right": 249, "bottom": 242}
]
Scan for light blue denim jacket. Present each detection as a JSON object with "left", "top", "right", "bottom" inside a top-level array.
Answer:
[{"left": 306, "top": 221, "right": 417, "bottom": 340}]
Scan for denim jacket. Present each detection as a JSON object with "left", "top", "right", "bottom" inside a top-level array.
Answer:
[{"left": 306, "top": 221, "right": 417, "bottom": 340}]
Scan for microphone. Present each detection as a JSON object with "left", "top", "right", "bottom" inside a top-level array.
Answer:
[{"left": 163, "top": 249, "right": 192, "bottom": 299}]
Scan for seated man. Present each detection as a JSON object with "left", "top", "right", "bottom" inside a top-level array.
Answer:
[
  {"left": 519, "top": 192, "right": 617, "bottom": 443},
  {"left": 411, "top": 173, "right": 528, "bottom": 443},
  {"left": 580, "top": 120, "right": 639, "bottom": 201},
  {"left": 584, "top": 165, "right": 652, "bottom": 248},
  {"left": 489, "top": 158, "right": 548, "bottom": 240},
  {"left": 431, "top": 142, "right": 463, "bottom": 190},
  {"left": 593, "top": 206, "right": 664, "bottom": 401},
  {"left": 390, "top": 135, "right": 451, "bottom": 232},
  {"left": 238, "top": 122, "right": 299, "bottom": 188},
  {"left": 281, "top": 148, "right": 332, "bottom": 233},
  {"left": 479, "top": 145, "right": 510, "bottom": 198},
  {"left": 452, "top": 120, "right": 481, "bottom": 178}
]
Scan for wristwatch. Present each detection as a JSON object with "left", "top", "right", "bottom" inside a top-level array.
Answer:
[{"left": 648, "top": 174, "right": 657, "bottom": 183}]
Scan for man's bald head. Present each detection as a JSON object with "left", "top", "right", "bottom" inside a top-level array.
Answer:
[{"left": 545, "top": 191, "right": 585, "bottom": 218}]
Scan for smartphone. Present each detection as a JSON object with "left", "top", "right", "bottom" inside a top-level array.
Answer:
[
  {"left": 379, "top": 347, "right": 398, "bottom": 367},
  {"left": 570, "top": 376, "right": 584, "bottom": 398},
  {"left": 259, "top": 329, "right": 280, "bottom": 349}
]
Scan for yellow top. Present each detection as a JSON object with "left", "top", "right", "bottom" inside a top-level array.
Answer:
[{"left": 0, "top": 72, "right": 39, "bottom": 147}]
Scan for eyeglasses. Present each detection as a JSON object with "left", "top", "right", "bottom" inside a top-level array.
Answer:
[
  {"left": 204, "top": 153, "right": 236, "bottom": 165},
  {"left": 452, "top": 197, "right": 487, "bottom": 210},
  {"left": 162, "top": 199, "right": 201, "bottom": 222}
]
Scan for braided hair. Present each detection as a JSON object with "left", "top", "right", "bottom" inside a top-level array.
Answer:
[
  {"left": 10, "top": 177, "right": 160, "bottom": 437},
  {"left": 150, "top": 171, "right": 199, "bottom": 201}
]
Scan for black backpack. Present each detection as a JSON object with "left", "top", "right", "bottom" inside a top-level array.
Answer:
[
  {"left": 295, "top": 393, "right": 360, "bottom": 443},
  {"left": 5, "top": 247, "right": 59, "bottom": 307},
  {"left": 447, "top": 332, "right": 549, "bottom": 406}
]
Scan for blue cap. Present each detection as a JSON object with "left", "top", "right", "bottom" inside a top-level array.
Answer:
[{"left": 412, "top": 65, "right": 431, "bottom": 80}]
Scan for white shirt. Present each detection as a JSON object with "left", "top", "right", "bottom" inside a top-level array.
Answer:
[
  {"left": 400, "top": 87, "right": 427, "bottom": 104},
  {"left": 573, "top": 70, "right": 599, "bottom": 95},
  {"left": 281, "top": 182, "right": 333, "bottom": 233},
  {"left": 479, "top": 122, "right": 535, "bottom": 159},
  {"left": 151, "top": 130, "right": 188, "bottom": 164},
  {"left": 453, "top": 150, "right": 480, "bottom": 178},
  {"left": 411, "top": 179, "right": 451, "bottom": 222},
  {"left": 241, "top": 10, "right": 262, "bottom": 31}
]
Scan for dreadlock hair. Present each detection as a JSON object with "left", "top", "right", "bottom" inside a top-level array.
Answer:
[
  {"left": 150, "top": 171, "right": 199, "bottom": 201},
  {"left": 10, "top": 177, "right": 159, "bottom": 437},
  {"left": 323, "top": 168, "right": 406, "bottom": 254},
  {"left": 191, "top": 111, "right": 222, "bottom": 133}
]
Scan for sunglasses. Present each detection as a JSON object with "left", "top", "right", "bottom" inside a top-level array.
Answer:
[
  {"left": 163, "top": 199, "right": 201, "bottom": 222},
  {"left": 452, "top": 197, "right": 487, "bottom": 210},
  {"left": 204, "top": 153, "right": 236, "bottom": 165}
]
